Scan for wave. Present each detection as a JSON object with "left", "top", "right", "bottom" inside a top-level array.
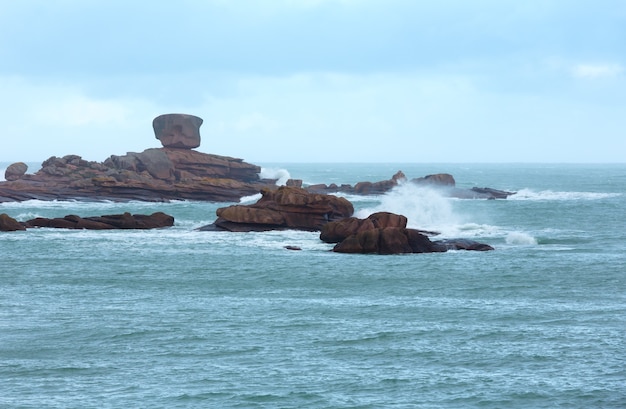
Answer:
[
  {"left": 259, "top": 167, "right": 291, "bottom": 186},
  {"left": 354, "top": 183, "right": 461, "bottom": 233},
  {"left": 509, "top": 188, "right": 621, "bottom": 201}
]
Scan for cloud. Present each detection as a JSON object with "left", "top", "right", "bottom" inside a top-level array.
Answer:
[{"left": 572, "top": 63, "right": 624, "bottom": 79}]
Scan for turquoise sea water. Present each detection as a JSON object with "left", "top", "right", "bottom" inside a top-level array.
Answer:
[{"left": 1, "top": 163, "right": 625, "bottom": 408}]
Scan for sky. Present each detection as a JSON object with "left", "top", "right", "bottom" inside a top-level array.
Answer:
[{"left": 1, "top": 0, "right": 625, "bottom": 164}]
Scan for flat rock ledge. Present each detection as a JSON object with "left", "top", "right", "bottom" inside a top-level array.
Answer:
[
  {"left": 198, "top": 186, "right": 354, "bottom": 232},
  {"left": 23, "top": 212, "right": 174, "bottom": 230}
]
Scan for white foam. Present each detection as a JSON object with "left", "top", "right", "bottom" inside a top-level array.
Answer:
[
  {"left": 509, "top": 188, "right": 620, "bottom": 201},
  {"left": 505, "top": 231, "right": 538, "bottom": 245},
  {"left": 354, "top": 183, "right": 462, "bottom": 233},
  {"left": 259, "top": 167, "right": 291, "bottom": 186},
  {"left": 239, "top": 193, "right": 262, "bottom": 204}
]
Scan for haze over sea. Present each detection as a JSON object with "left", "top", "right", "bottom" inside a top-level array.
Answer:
[{"left": 1, "top": 162, "right": 625, "bottom": 408}]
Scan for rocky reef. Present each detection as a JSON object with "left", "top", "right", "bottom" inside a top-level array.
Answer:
[
  {"left": 0, "top": 212, "right": 174, "bottom": 231},
  {"left": 0, "top": 114, "right": 270, "bottom": 202},
  {"left": 306, "top": 170, "right": 515, "bottom": 199}
]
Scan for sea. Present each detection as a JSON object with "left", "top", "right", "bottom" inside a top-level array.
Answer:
[{"left": 1, "top": 162, "right": 625, "bottom": 408}]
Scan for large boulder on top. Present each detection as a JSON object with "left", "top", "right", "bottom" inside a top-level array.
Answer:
[
  {"left": 153, "top": 113, "right": 203, "bottom": 149},
  {"left": 5, "top": 162, "right": 28, "bottom": 181},
  {"left": 202, "top": 186, "right": 354, "bottom": 232}
]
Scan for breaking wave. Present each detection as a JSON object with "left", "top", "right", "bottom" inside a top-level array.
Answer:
[
  {"left": 259, "top": 168, "right": 291, "bottom": 186},
  {"left": 509, "top": 189, "right": 620, "bottom": 201}
]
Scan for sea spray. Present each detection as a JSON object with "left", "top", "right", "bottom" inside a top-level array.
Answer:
[
  {"left": 259, "top": 167, "right": 291, "bottom": 186},
  {"left": 505, "top": 231, "right": 538, "bottom": 245},
  {"left": 354, "top": 183, "right": 462, "bottom": 234}
]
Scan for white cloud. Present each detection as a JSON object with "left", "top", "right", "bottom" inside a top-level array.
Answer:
[{"left": 572, "top": 63, "right": 624, "bottom": 79}]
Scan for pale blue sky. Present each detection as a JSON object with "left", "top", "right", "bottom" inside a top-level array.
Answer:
[{"left": 1, "top": 0, "right": 625, "bottom": 163}]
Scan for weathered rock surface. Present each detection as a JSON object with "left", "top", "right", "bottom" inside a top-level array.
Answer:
[
  {"left": 153, "top": 113, "right": 203, "bottom": 149},
  {"left": 4, "top": 162, "right": 28, "bottom": 181},
  {"left": 0, "top": 213, "right": 26, "bottom": 231},
  {"left": 332, "top": 227, "right": 448, "bottom": 254},
  {"left": 323, "top": 211, "right": 494, "bottom": 254},
  {"left": 199, "top": 186, "right": 354, "bottom": 232},
  {"left": 24, "top": 212, "right": 174, "bottom": 230},
  {"left": 320, "top": 211, "right": 409, "bottom": 243},
  {"left": 0, "top": 149, "right": 269, "bottom": 203}
]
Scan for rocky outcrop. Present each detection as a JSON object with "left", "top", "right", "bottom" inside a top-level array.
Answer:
[
  {"left": 306, "top": 171, "right": 515, "bottom": 199},
  {"left": 199, "top": 186, "right": 354, "bottom": 232},
  {"left": 0, "top": 113, "right": 276, "bottom": 203},
  {"left": 332, "top": 227, "right": 448, "bottom": 254},
  {"left": 153, "top": 113, "right": 203, "bottom": 149},
  {"left": 24, "top": 212, "right": 174, "bottom": 230},
  {"left": 320, "top": 212, "right": 409, "bottom": 243},
  {"left": 4, "top": 162, "right": 28, "bottom": 181},
  {"left": 323, "top": 211, "right": 494, "bottom": 254},
  {"left": 0, "top": 213, "right": 26, "bottom": 231}
]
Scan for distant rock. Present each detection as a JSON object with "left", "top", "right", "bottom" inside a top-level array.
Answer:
[
  {"left": 306, "top": 171, "right": 515, "bottom": 200},
  {"left": 0, "top": 213, "right": 26, "bottom": 231},
  {"left": 4, "top": 162, "right": 28, "bottom": 181},
  {"left": 199, "top": 186, "right": 354, "bottom": 232},
  {"left": 24, "top": 212, "right": 174, "bottom": 230},
  {"left": 153, "top": 113, "right": 203, "bottom": 149},
  {"left": 432, "top": 238, "right": 494, "bottom": 251}
]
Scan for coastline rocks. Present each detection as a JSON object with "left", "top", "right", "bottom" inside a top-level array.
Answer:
[
  {"left": 4, "top": 162, "right": 28, "bottom": 181},
  {"left": 0, "top": 150, "right": 266, "bottom": 203},
  {"left": 306, "top": 171, "right": 515, "bottom": 199},
  {"left": 0, "top": 213, "right": 26, "bottom": 231},
  {"left": 201, "top": 186, "right": 354, "bottom": 232},
  {"left": 324, "top": 211, "right": 494, "bottom": 254},
  {"left": 153, "top": 113, "right": 203, "bottom": 149},
  {"left": 320, "top": 211, "right": 409, "bottom": 243},
  {"left": 333, "top": 227, "right": 448, "bottom": 254},
  {"left": 24, "top": 212, "right": 174, "bottom": 230}
]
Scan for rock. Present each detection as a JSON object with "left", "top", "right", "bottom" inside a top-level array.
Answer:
[
  {"left": 284, "top": 245, "right": 302, "bottom": 251},
  {"left": 320, "top": 211, "right": 408, "bottom": 243},
  {"left": 305, "top": 171, "right": 514, "bottom": 199},
  {"left": 24, "top": 212, "right": 174, "bottom": 230},
  {"left": 433, "top": 238, "right": 494, "bottom": 251},
  {"left": 0, "top": 149, "right": 266, "bottom": 203},
  {"left": 332, "top": 227, "right": 447, "bottom": 254},
  {"left": 0, "top": 213, "right": 26, "bottom": 231},
  {"left": 5, "top": 162, "right": 28, "bottom": 181},
  {"left": 411, "top": 173, "right": 455, "bottom": 186},
  {"left": 203, "top": 186, "right": 354, "bottom": 232},
  {"left": 153, "top": 113, "right": 203, "bottom": 149}
]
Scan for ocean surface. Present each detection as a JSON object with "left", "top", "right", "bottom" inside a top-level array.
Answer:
[{"left": 1, "top": 162, "right": 625, "bottom": 408}]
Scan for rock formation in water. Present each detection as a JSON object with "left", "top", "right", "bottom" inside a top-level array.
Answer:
[
  {"left": 306, "top": 171, "right": 515, "bottom": 199},
  {"left": 198, "top": 186, "right": 354, "bottom": 232},
  {"left": 322, "top": 211, "right": 493, "bottom": 254},
  {"left": 0, "top": 114, "right": 273, "bottom": 203},
  {"left": 24, "top": 212, "right": 174, "bottom": 230},
  {"left": 0, "top": 213, "right": 26, "bottom": 231}
]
